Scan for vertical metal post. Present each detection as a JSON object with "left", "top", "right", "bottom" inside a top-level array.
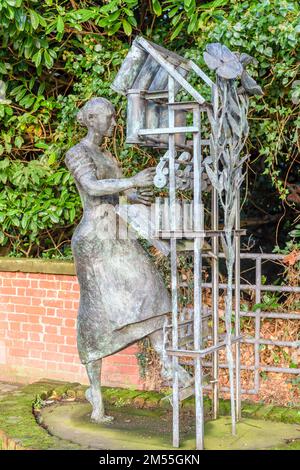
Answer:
[
  {"left": 211, "top": 82, "right": 219, "bottom": 420},
  {"left": 212, "top": 187, "right": 219, "bottom": 419},
  {"left": 255, "top": 258, "right": 261, "bottom": 393},
  {"left": 154, "top": 196, "right": 161, "bottom": 239},
  {"left": 235, "top": 193, "right": 241, "bottom": 420},
  {"left": 163, "top": 197, "right": 170, "bottom": 233},
  {"left": 168, "top": 74, "right": 180, "bottom": 448},
  {"left": 193, "top": 105, "right": 204, "bottom": 450}
]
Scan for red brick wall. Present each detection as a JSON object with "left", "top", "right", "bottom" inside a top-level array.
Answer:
[{"left": 0, "top": 271, "right": 145, "bottom": 389}]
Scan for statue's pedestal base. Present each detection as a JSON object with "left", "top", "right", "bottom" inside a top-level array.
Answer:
[{"left": 40, "top": 402, "right": 300, "bottom": 450}]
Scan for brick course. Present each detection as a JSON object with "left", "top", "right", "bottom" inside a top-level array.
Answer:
[{"left": 0, "top": 271, "right": 145, "bottom": 389}]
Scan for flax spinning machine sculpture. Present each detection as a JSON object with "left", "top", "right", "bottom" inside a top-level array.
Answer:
[{"left": 112, "top": 37, "right": 262, "bottom": 450}]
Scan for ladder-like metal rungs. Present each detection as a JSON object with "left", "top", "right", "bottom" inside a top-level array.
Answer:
[
  {"left": 143, "top": 90, "right": 168, "bottom": 100},
  {"left": 156, "top": 229, "right": 246, "bottom": 239},
  {"left": 162, "top": 373, "right": 214, "bottom": 405},
  {"left": 166, "top": 335, "right": 243, "bottom": 359},
  {"left": 167, "top": 101, "right": 208, "bottom": 111},
  {"left": 142, "top": 90, "right": 209, "bottom": 112},
  {"left": 139, "top": 126, "right": 198, "bottom": 136}
]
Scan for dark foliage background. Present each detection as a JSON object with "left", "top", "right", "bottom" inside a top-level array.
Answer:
[{"left": 0, "top": 0, "right": 299, "bottom": 258}]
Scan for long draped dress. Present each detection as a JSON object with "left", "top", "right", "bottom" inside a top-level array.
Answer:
[{"left": 65, "top": 142, "right": 171, "bottom": 364}]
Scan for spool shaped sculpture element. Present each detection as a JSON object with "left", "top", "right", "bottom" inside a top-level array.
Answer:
[
  {"left": 126, "top": 89, "right": 146, "bottom": 144},
  {"left": 111, "top": 41, "right": 147, "bottom": 95}
]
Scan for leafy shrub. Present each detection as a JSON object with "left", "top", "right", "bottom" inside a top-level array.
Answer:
[{"left": 0, "top": 0, "right": 299, "bottom": 257}]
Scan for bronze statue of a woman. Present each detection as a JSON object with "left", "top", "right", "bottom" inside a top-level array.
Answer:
[{"left": 65, "top": 97, "right": 190, "bottom": 423}]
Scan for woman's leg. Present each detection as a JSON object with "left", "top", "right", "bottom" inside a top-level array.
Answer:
[{"left": 85, "top": 358, "right": 113, "bottom": 423}]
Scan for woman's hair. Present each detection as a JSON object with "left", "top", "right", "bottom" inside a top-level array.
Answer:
[{"left": 76, "top": 97, "right": 115, "bottom": 127}]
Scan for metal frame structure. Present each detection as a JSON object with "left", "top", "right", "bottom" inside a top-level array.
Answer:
[
  {"left": 157, "top": 75, "right": 243, "bottom": 449},
  {"left": 112, "top": 38, "right": 279, "bottom": 450},
  {"left": 199, "top": 253, "right": 300, "bottom": 395},
  {"left": 112, "top": 36, "right": 242, "bottom": 450}
]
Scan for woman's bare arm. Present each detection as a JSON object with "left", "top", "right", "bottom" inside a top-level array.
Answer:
[
  {"left": 79, "top": 168, "right": 156, "bottom": 197},
  {"left": 79, "top": 173, "right": 135, "bottom": 197}
]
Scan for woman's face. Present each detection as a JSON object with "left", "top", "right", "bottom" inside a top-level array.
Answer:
[
  {"left": 88, "top": 107, "right": 116, "bottom": 136},
  {"left": 104, "top": 110, "right": 117, "bottom": 137}
]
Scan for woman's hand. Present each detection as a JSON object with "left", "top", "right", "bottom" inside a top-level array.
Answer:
[
  {"left": 127, "top": 189, "right": 154, "bottom": 206},
  {"left": 135, "top": 189, "right": 154, "bottom": 205},
  {"left": 131, "top": 168, "right": 156, "bottom": 188}
]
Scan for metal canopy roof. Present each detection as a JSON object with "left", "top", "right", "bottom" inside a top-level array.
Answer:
[{"left": 111, "top": 36, "right": 214, "bottom": 105}]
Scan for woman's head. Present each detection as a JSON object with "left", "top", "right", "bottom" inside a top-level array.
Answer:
[{"left": 76, "top": 98, "right": 116, "bottom": 136}]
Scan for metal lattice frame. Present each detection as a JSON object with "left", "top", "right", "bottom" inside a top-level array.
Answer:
[
  {"left": 200, "top": 253, "right": 300, "bottom": 396},
  {"left": 145, "top": 76, "right": 244, "bottom": 449},
  {"left": 112, "top": 38, "right": 274, "bottom": 450},
  {"left": 174, "top": 252, "right": 300, "bottom": 394}
]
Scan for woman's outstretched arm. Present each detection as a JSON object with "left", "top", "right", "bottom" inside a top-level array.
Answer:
[
  {"left": 79, "top": 168, "right": 156, "bottom": 197},
  {"left": 65, "top": 147, "right": 155, "bottom": 197}
]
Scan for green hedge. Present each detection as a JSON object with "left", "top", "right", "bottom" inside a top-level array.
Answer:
[{"left": 0, "top": 0, "right": 299, "bottom": 257}]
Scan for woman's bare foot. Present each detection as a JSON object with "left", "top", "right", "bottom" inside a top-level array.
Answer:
[
  {"left": 85, "top": 387, "right": 114, "bottom": 424},
  {"left": 91, "top": 411, "right": 114, "bottom": 424}
]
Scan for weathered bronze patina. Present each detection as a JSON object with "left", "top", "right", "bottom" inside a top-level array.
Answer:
[{"left": 65, "top": 97, "right": 190, "bottom": 423}]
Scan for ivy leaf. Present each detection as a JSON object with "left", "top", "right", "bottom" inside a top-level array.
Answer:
[
  {"left": 38, "top": 15, "right": 47, "bottom": 28},
  {"left": 48, "top": 153, "right": 56, "bottom": 165},
  {"left": 127, "top": 15, "right": 137, "bottom": 27},
  {"left": 107, "top": 21, "right": 121, "bottom": 35},
  {"left": 184, "top": 0, "right": 195, "bottom": 14},
  {"left": 170, "top": 21, "right": 184, "bottom": 41},
  {"left": 152, "top": 0, "right": 162, "bottom": 16},
  {"left": 32, "top": 50, "right": 42, "bottom": 68},
  {"left": 15, "top": 87, "right": 27, "bottom": 102},
  {"left": 100, "top": 3, "right": 114, "bottom": 14},
  {"left": 30, "top": 10, "right": 40, "bottom": 30},
  {"left": 48, "top": 49, "right": 57, "bottom": 59},
  {"left": 98, "top": 17, "right": 109, "bottom": 27},
  {"left": 21, "top": 213, "right": 29, "bottom": 230},
  {"left": 37, "top": 82, "right": 46, "bottom": 95},
  {"left": 0, "top": 230, "right": 5, "bottom": 244},
  {"left": 264, "top": 47, "right": 273, "bottom": 57},
  {"left": 44, "top": 50, "right": 53, "bottom": 69},
  {"left": 14, "top": 136, "right": 24, "bottom": 148},
  {"left": 12, "top": 217, "right": 20, "bottom": 227},
  {"left": 19, "top": 95, "right": 35, "bottom": 109},
  {"left": 122, "top": 19, "right": 132, "bottom": 36},
  {"left": 49, "top": 213, "right": 60, "bottom": 224},
  {"left": 15, "top": 9, "right": 27, "bottom": 31},
  {"left": 168, "top": 6, "right": 179, "bottom": 18},
  {"left": 187, "top": 13, "right": 198, "bottom": 34},
  {"left": 123, "top": 8, "right": 134, "bottom": 17},
  {"left": 56, "top": 16, "right": 65, "bottom": 34},
  {"left": 108, "top": 11, "right": 120, "bottom": 22},
  {"left": 69, "top": 207, "right": 75, "bottom": 222},
  {"left": 29, "top": 77, "right": 35, "bottom": 90}
]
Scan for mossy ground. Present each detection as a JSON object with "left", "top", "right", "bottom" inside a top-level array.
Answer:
[
  {"left": 0, "top": 380, "right": 299, "bottom": 450},
  {"left": 0, "top": 380, "right": 82, "bottom": 449},
  {"left": 41, "top": 402, "right": 300, "bottom": 450}
]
